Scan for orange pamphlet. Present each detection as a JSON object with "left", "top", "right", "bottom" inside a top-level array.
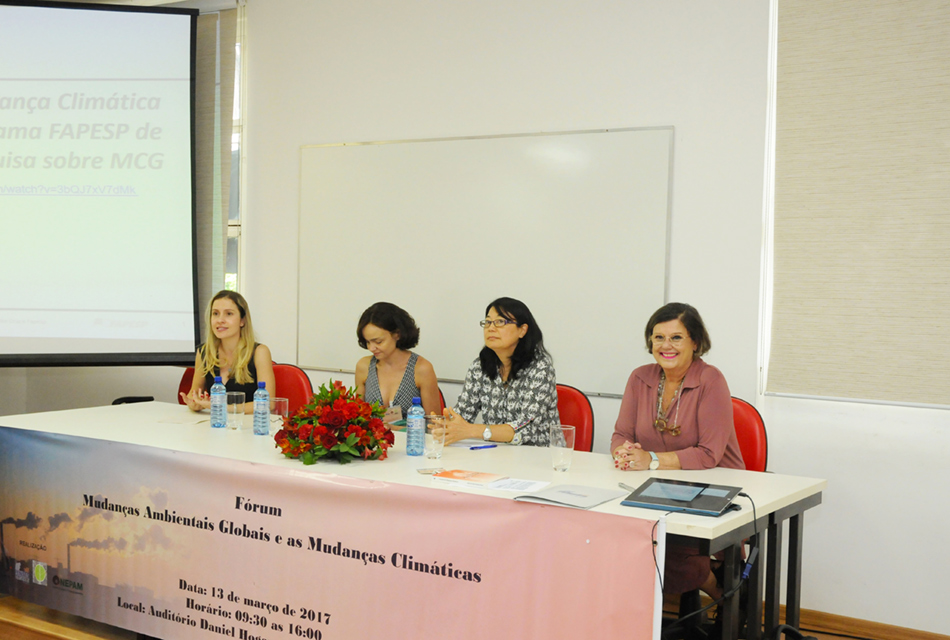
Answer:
[{"left": 431, "top": 469, "right": 508, "bottom": 488}]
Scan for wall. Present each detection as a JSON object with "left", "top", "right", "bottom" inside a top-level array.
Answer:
[
  {"left": 0, "top": 366, "right": 184, "bottom": 415},
  {"left": 240, "top": 0, "right": 769, "bottom": 404},
  {"left": 762, "top": 396, "right": 950, "bottom": 632},
  {"left": 3, "top": 1, "right": 946, "bottom": 634}
]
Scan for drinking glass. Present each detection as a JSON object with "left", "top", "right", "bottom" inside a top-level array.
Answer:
[
  {"left": 270, "top": 397, "right": 289, "bottom": 434},
  {"left": 550, "top": 425, "right": 576, "bottom": 472},
  {"left": 226, "top": 391, "right": 245, "bottom": 430},
  {"left": 424, "top": 415, "right": 446, "bottom": 459}
]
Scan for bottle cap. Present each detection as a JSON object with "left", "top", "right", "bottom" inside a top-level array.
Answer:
[
  {"left": 214, "top": 376, "right": 222, "bottom": 383},
  {"left": 258, "top": 381, "right": 265, "bottom": 388},
  {"left": 412, "top": 397, "right": 421, "bottom": 405}
]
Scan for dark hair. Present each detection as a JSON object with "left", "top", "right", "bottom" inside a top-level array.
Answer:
[
  {"left": 357, "top": 302, "right": 421, "bottom": 350},
  {"left": 479, "top": 297, "right": 549, "bottom": 381},
  {"left": 644, "top": 302, "right": 711, "bottom": 357}
]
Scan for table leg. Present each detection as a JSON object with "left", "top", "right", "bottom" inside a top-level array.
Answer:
[
  {"left": 764, "top": 518, "right": 783, "bottom": 636},
  {"left": 720, "top": 543, "right": 741, "bottom": 640},
  {"left": 785, "top": 513, "right": 804, "bottom": 629},
  {"left": 745, "top": 532, "right": 764, "bottom": 640}
]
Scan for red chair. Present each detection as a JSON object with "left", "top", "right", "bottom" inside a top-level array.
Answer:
[
  {"left": 182, "top": 364, "right": 314, "bottom": 417},
  {"left": 732, "top": 397, "right": 768, "bottom": 472},
  {"left": 556, "top": 384, "right": 594, "bottom": 452},
  {"left": 177, "top": 367, "right": 195, "bottom": 404},
  {"left": 273, "top": 363, "right": 314, "bottom": 416},
  {"left": 438, "top": 388, "right": 446, "bottom": 413},
  {"left": 673, "top": 399, "right": 768, "bottom": 636}
]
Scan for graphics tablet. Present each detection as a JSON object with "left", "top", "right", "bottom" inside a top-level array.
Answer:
[{"left": 621, "top": 478, "right": 741, "bottom": 517}]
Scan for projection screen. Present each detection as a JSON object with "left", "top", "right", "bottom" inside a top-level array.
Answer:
[{"left": 0, "top": 0, "right": 198, "bottom": 366}]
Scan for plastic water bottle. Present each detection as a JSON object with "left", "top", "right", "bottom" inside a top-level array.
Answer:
[
  {"left": 210, "top": 376, "right": 227, "bottom": 428},
  {"left": 406, "top": 397, "right": 425, "bottom": 456},
  {"left": 253, "top": 381, "right": 270, "bottom": 436}
]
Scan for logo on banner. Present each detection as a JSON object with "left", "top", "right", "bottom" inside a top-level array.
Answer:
[
  {"left": 15, "top": 562, "right": 31, "bottom": 583},
  {"left": 32, "top": 561, "right": 48, "bottom": 586},
  {"left": 52, "top": 574, "right": 84, "bottom": 592}
]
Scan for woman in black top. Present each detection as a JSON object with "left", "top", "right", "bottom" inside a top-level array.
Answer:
[{"left": 180, "top": 290, "right": 275, "bottom": 413}]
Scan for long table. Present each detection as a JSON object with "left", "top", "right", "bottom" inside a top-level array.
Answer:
[{"left": 0, "top": 402, "right": 824, "bottom": 640}]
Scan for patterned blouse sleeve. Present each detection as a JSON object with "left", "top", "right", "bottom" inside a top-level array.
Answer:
[
  {"left": 518, "top": 353, "right": 560, "bottom": 447},
  {"left": 453, "top": 359, "right": 482, "bottom": 423}
]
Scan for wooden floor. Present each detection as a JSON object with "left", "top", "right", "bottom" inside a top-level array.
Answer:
[
  {"left": 660, "top": 596, "right": 950, "bottom": 640},
  {"left": 0, "top": 595, "right": 137, "bottom": 640}
]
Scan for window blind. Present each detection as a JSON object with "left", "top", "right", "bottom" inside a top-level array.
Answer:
[
  {"left": 195, "top": 10, "right": 236, "bottom": 332},
  {"left": 768, "top": 0, "right": 950, "bottom": 405}
]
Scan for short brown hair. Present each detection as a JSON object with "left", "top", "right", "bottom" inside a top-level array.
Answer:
[
  {"left": 644, "top": 302, "right": 711, "bottom": 357},
  {"left": 357, "top": 302, "right": 420, "bottom": 350}
]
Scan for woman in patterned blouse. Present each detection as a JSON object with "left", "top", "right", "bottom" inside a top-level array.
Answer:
[{"left": 441, "top": 297, "right": 560, "bottom": 446}]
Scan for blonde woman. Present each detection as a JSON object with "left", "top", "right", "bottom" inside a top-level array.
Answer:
[{"left": 180, "top": 290, "right": 275, "bottom": 413}]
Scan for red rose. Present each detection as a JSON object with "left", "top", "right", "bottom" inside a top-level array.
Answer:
[
  {"left": 321, "top": 433, "right": 338, "bottom": 449},
  {"left": 321, "top": 410, "right": 346, "bottom": 428},
  {"left": 298, "top": 424, "right": 313, "bottom": 441}
]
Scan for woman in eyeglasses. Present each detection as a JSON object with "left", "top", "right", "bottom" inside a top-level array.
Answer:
[
  {"left": 611, "top": 302, "right": 744, "bottom": 597},
  {"left": 441, "top": 297, "right": 559, "bottom": 446}
]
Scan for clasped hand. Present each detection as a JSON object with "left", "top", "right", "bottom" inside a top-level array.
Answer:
[{"left": 613, "top": 440, "right": 645, "bottom": 471}]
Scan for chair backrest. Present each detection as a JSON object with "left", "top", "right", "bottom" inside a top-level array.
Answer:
[
  {"left": 556, "top": 384, "right": 595, "bottom": 452},
  {"left": 273, "top": 363, "right": 314, "bottom": 416},
  {"left": 438, "top": 388, "right": 446, "bottom": 413},
  {"left": 177, "top": 367, "right": 195, "bottom": 405},
  {"left": 732, "top": 396, "right": 768, "bottom": 472}
]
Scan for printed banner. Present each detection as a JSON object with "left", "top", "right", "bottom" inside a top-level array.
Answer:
[{"left": 0, "top": 425, "right": 659, "bottom": 639}]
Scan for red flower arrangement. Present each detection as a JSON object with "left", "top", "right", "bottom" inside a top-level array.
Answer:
[{"left": 274, "top": 380, "right": 393, "bottom": 464}]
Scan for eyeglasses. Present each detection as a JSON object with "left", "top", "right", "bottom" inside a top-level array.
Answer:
[
  {"left": 651, "top": 334, "right": 687, "bottom": 346},
  {"left": 480, "top": 319, "right": 517, "bottom": 329}
]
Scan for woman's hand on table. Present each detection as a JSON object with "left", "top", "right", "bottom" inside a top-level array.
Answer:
[
  {"left": 613, "top": 440, "right": 646, "bottom": 471},
  {"left": 440, "top": 407, "right": 479, "bottom": 445},
  {"left": 180, "top": 389, "right": 210, "bottom": 412}
]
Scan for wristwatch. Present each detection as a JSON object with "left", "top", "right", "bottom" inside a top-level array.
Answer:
[
  {"left": 483, "top": 426, "right": 493, "bottom": 441},
  {"left": 648, "top": 451, "right": 660, "bottom": 470}
]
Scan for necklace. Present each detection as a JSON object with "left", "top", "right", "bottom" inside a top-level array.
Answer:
[{"left": 654, "top": 371, "right": 684, "bottom": 436}]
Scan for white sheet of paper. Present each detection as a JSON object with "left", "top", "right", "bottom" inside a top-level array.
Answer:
[{"left": 486, "top": 478, "right": 549, "bottom": 492}]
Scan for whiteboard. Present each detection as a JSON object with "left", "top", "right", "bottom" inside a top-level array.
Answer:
[{"left": 297, "top": 128, "right": 672, "bottom": 396}]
